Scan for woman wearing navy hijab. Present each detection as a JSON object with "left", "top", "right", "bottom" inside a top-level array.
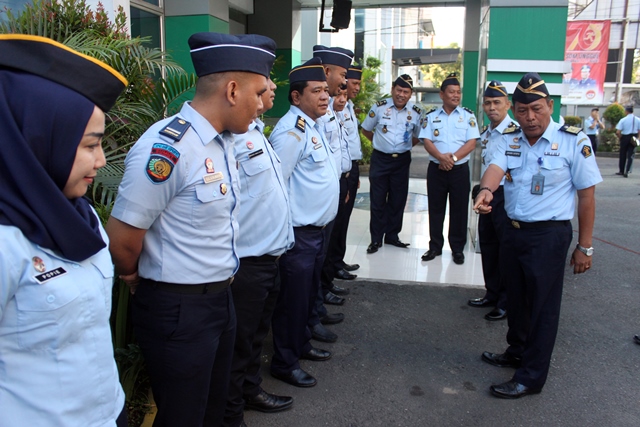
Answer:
[{"left": 0, "top": 35, "right": 128, "bottom": 426}]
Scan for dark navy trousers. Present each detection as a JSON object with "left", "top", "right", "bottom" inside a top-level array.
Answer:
[{"left": 478, "top": 185, "right": 508, "bottom": 309}]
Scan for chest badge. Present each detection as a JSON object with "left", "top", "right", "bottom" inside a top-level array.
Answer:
[
  {"left": 246, "top": 141, "right": 254, "bottom": 150},
  {"left": 220, "top": 183, "right": 228, "bottom": 195},
  {"left": 204, "top": 158, "right": 215, "bottom": 174},
  {"left": 407, "top": 115, "right": 412, "bottom": 121},
  {"left": 382, "top": 125, "right": 388, "bottom": 133},
  {"left": 551, "top": 143, "right": 558, "bottom": 150},
  {"left": 312, "top": 136, "right": 318, "bottom": 144},
  {"left": 32, "top": 256, "right": 46, "bottom": 273},
  {"left": 434, "top": 129, "right": 440, "bottom": 137}
]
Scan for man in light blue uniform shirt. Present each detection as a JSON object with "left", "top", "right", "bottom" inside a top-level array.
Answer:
[
  {"left": 269, "top": 57, "right": 339, "bottom": 388},
  {"left": 615, "top": 105, "right": 640, "bottom": 177},
  {"left": 583, "top": 107, "right": 603, "bottom": 153},
  {"left": 420, "top": 73, "right": 480, "bottom": 265},
  {"left": 224, "top": 78, "right": 295, "bottom": 427},
  {"left": 106, "top": 33, "right": 276, "bottom": 427},
  {"left": 475, "top": 72, "right": 601, "bottom": 399},
  {"left": 361, "top": 74, "right": 422, "bottom": 254},
  {"left": 468, "top": 81, "right": 517, "bottom": 321}
]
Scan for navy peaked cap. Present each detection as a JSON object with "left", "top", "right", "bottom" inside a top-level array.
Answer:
[
  {"left": 512, "top": 72, "right": 549, "bottom": 105},
  {"left": 347, "top": 65, "right": 363, "bottom": 80},
  {"left": 484, "top": 80, "right": 508, "bottom": 97},
  {"left": 188, "top": 32, "right": 276, "bottom": 78},
  {"left": 0, "top": 34, "right": 127, "bottom": 112},
  {"left": 312, "top": 45, "right": 354, "bottom": 70},
  {"left": 440, "top": 73, "right": 460, "bottom": 91},
  {"left": 394, "top": 74, "right": 413, "bottom": 89},
  {"left": 289, "top": 57, "right": 327, "bottom": 84}
]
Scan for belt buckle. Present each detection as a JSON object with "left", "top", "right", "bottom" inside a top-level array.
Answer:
[
  {"left": 511, "top": 220, "right": 520, "bottom": 229},
  {"left": 391, "top": 153, "right": 398, "bottom": 158},
  {"left": 345, "top": 172, "right": 350, "bottom": 178}
]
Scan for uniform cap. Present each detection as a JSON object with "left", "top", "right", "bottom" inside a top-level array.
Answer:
[
  {"left": 625, "top": 105, "right": 634, "bottom": 113},
  {"left": 440, "top": 73, "right": 460, "bottom": 90},
  {"left": 289, "top": 57, "right": 327, "bottom": 84},
  {"left": 0, "top": 34, "right": 127, "bottom": 112},
  {"left": 189, "top": 32, "right": 276, "bottom": 78},
  {"left": 312, "top": 45, "right": 354, "bottom": 70},
  {"left": 484, "top": 80, "right": 508, "bottom": 98},
  {"left": 581, "top": 64, "right": 591, "bottom": 72},
  {"left": 512, "top": 72, "right": 549, "bottom": 105},
  {"left": 347, "top": 65, "right": 363, "bottom": 80},
  {"left": 394, "top": 74, "right": 413, "bottom": 89}
]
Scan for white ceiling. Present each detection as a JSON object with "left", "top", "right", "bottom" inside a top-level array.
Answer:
[{"left": 298, "top": 0, "right": 465, "bottom": 8}]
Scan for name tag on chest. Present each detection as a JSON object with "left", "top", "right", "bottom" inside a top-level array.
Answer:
[
  {"left": 34, "top": 267, "right": 68, "bottom": 284},
  {"left": 203, "top": 172, "right": 224, "bottom": 184}
]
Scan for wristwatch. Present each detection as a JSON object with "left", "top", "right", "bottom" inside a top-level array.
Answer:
[
  {"left": 576, "top": 244, "right": 594, "bottom": 256},
  {"left": 452, "top": 154, "right": 458, "bottom": 162}
]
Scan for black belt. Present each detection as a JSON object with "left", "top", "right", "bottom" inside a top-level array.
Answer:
[
  {"left": 430, "top": 161, "right": 467, "bottom": 170},
  {"left": 242, "top": 254, "right": 281, "bottom": 263},
  {"left": 296, "top": 224, "right": 327, "bottom": 231},
  {"left": 141, "top": 277, "right": 232, "bottom": 294},
  {"left": 508, "top": 219, "right": 570, "bottom": 229},
  {"left": 374, "top": 149, "right": 409, "bottom": 158}
]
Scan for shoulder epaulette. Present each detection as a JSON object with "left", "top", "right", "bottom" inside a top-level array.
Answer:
[
  {"left": 560, "top": 124, "right": 581, "bottom": 135},
  {"left": 159, "top": 117, "right": 191, "bottom": 142},
  {"left": 425, "top": 107, "right": 437, "bottom": 115},
  {"left": 481, "top": 125, "right": 488, "bottom": 134},
  {"left": 462, "top": 107, "right": 474, "bottom": 114},
  {"left": 295, "top": 116, "right": 306, "bottom": 133},
  {"left": 412, "top": 105, "right": 422, "bottom": 115},
  {"left": 502, "top": 125, "right": 520, "bottom": 134},
  {"left": 376, "top": 99, "right": 388, "bottom": 107}
]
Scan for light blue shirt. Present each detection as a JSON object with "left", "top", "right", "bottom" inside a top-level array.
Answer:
[
  {"left": 361, "top": 98, "right": 422, "bottom": 154},
  {"left": 269, "top": 105, "right": 339, "bottom": 227},
  {"left": 111, "top": 102, "right": 240, "bottom": 283},
  {"left": 420, "top": 105, "right": 481, "bottom": 164},
  {"left": 480, "top": 114, "right": 519, "bottom": 185},
  {"left": 583, "top": 116, "right": 600, "bottom": 135},
  {"left": 342, "top": 100, "right": 362, "bottom": 160},
  {"left": 616, "top": 113, "right": 640, "bottom": 135},
  {"left": 490, "top": 120, "right": 602, "bottom": 222},
  {"left": 233, "top": 119, "right": 294, "bottom": 257},
  {"left": 321, "top": 101, "right": 351, "bottom": 174},
  {"left": 0, "top": 220, "right": 124, "bottom": 427}
]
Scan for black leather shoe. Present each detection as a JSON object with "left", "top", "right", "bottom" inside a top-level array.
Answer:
[
  {"left": 421, "top": 249, "right": 441, "bottom": 261},
  {"left": 490, "top": 380, "right": 541, "bottom": 399},
  {"left": 301, "top": 347, "right": 332, "bottom": 361},
  {"left": 452, "top": 252, "right": 465, "bottom": 264},
  {"left": 485, "top": 308, "right": 507, "bottom": 321},
  {"left": 481, "top": 351, "right": 521, "bottom": 368},
  {"left": 244, "top": 390, "right": 293, "bottom": 413},
  {"left": 311, "top": 323, "right": 338, "bottom": 343},
  {"left": 334, "top": 269, "right": 357, "bottom": 280},
  {"left": 320, "top": 312, "right": 344, "bottom": 325},
  {"left": 330, "top": 284, "right": 350, "bottom": 295},
  {"left": 384, "top": 238, "right": 410, "bottom": 248},
  {"left": 342, "top": 263, "right": 360, "bottom": 271},
  {"left": 240, "top": 422, "right": 247, "bottom": 427},
  {"left": 634, "top": 335, "right": 640, "bottom": 345},
  {"left": 271, "top": 368, "right": 317, "bottom": 388},
  {"left": 367, "top": 242, "right": 381, "bottom": 253},
  {"left": 324, "top": 291, "right": 345, "bottom": 306},
  {"left": 468, "top": 297, "right": 495, "bottom": 308}
]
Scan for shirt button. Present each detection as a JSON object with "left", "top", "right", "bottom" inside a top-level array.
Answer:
[
  {"left": 259, "top": 164, "right": 264, "bottom": 169},
  {"left": 46, "top": 295, "right": 55, "bottom": 303},
  {"left": 72, "top": 264, "right": 80, "bottom": 269},
  {"left": 213, "top": 191, "right": 218, "bottom": 196}
]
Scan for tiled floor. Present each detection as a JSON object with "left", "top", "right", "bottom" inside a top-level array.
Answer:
[{"left": 343, "top": 177, "right": 486, "bottom": 289}]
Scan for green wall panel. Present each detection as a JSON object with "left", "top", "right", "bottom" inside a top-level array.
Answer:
[
  {"left": 462, "top": 50, "right": 479, "bottom": 113},
  {"left": 488, "top": 8, "right": 567, "bottom": 61},
  {"left": 487, "top": 72, "right": 562, "bottom": 84}
]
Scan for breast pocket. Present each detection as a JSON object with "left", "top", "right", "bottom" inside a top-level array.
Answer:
[
  {"left": 540, "top": 157, "right": 568, "bottom": 187},
  {"left": 240, "top": 156, "right": 275, "bottom": 198},
  {"left": 192, "top": 183, "right": 228, "bottom": 229},
  {"left": 14, "top": 272, "right": 82, "bottom": 350},
  {"left": 454, "top": 121, "right": 469, "bottom": 140}
]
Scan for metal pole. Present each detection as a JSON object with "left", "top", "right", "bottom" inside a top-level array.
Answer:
[{"left": 614, "top": 0, "right": 630, "bottom": 103}]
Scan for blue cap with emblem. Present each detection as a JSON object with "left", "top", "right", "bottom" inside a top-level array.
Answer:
[
  {"left": 512, "top": 72, "right": 549, "bottom": 105},
  {"left": 312, "top": 45, "right": 354, "bottom": 70},
  {"left": 484, "top": 80, "right": 508, "bottom": 98},
  {"left": 188, "top": 32, "right": 276, "bottom": 78},
  {"left": 289, "top": 57, "right": 327, "bottom": 84},
  {"left": 440, "top": 73, "right": 460, "bottom": 91},
  {"left": 394, "top": 74, "right": 413, "bottom": 90},
  {"left": 347, "top": 65, "right": 362, "bottom": 80}
]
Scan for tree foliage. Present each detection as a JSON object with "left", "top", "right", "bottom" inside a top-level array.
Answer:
[
  {"left": 419, "top": 42, "right": 461, "bottom": 88},
  {"left": 603, "top": 103, "right": 626, "bottom": 128}
]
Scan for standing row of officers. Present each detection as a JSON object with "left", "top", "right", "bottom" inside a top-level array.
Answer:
[{"left": 103, "top": 32, "right": 602, "bottom": 427}]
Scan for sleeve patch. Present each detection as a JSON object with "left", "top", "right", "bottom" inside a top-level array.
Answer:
[
  {"left": 159, "top": 117, "right": 191, "bottom": 141},
  {"left": 146, "top": 143, "right": 180, "bottom": 183},
  {"left": 368, "top": 110, "right": 376, "bottom": 118},
  {"left": 581, "top": 145, "right": 593, "bottom": 158}
]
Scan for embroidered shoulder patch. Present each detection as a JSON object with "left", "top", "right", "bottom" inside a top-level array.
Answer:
[
  {"left": 159, "top": 117, "right": 191, "bottom": 141},
  {"left": 581, "top": 145, "right": 592, "bottom": 158},
  {"left": 577, "top": 137, "right": 588, "bottom": 146},
  {"left": 295, "top": 116, "right": 306, "bottom": 133},
  {"left": 368, "top": 110, "right": 376, "bottom": 118},
  {"left": 560, "top": 124, "right": 581, "bottom": 135},
  {"left": 412, "top": 105, "right": 422, "bottom": 115},
  {"left": 146, "top": 143, "right": 180, "bottom": 183},
  {"left": 286, "top": 131, "right": 302, "bottom": 142},
  {"left": 376, "top": 99, "right": 388, "bottom": 107}
]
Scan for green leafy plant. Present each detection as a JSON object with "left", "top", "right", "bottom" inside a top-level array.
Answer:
[
  {"left": 603, "top": 103, "right": 626, "bottom": 128},
  {"left": 599, "top": 128, "right": 619, "bottom": 152},
  {"left": 563, "top": 115, "right": 582, "bottom": 127}
]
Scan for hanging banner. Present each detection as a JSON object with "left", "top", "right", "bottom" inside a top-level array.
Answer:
[{"left": 562, "top": 20, "right": 611, "bottom": 105}]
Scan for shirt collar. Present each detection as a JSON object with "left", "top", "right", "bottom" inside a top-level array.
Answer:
[
  {"left": 290, "top": 105, "right": 320, "bottom": 128},
  {"left": 492, "top": 115, "right": 515, "bottom": 135},
  {"left": 180, "top": 102, "right": 232, "bottom": 145}
]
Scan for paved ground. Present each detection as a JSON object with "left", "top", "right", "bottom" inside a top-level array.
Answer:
[{"left": 244, "top": 155, "right": 640, "bottom": 427}]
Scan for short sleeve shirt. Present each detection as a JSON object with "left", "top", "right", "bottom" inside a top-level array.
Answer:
[
  {"left": 361, "top": 99, "right": 422, "bottom": 154},
  {"left": 419, "top": 106, "right": 480, "bottom": 164}
]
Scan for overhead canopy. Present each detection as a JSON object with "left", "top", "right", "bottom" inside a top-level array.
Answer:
[
  {"left": 392, "top": 48, "right": 459, "bottom": 66},
  {"left": 298, "top": 0, "right": 464, "bottom": 8}
]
